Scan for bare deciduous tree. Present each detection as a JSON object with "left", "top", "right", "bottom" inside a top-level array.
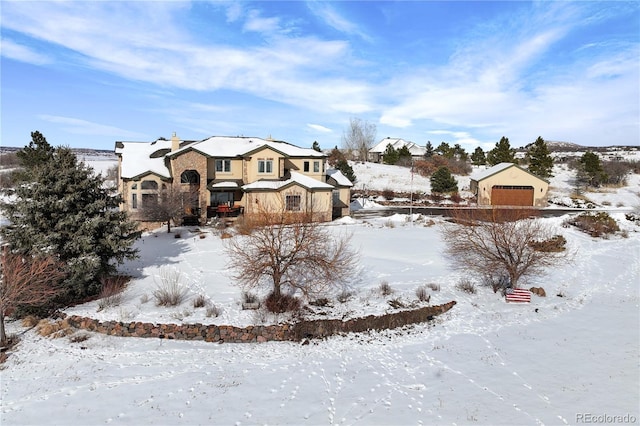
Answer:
[
  {"left": 225, "top": 206, "right": 358, "bottom": 304},
  {"left": 342, "top": 117, "right": 377, "bottom": 162},
  {"left": 440, "top": 208, "right": 571, "bottom": 290},
  {"left": 139, "top": 186, "right": 197, "bottom": 232},
  {"left": 0, "top": 248, "right": 65, "bottom": 345}
]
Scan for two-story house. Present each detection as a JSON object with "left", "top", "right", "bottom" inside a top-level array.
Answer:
[{"left": 115, "top": 133, "right": 353, "bottom": 225}]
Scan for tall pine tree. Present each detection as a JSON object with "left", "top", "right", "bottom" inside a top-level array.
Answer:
[
  {"left": 471, "top": 147, "right": 486, "bottom": 165},
  {"left": 486, "top": 136, "right": 517, "bottom": 166},
  {"left": 16, "top": 131, "right": 55, "bottom": 170},
  {"left": 1, "top": 145, "right": 139, "bottom": 300},
  {"left": 526, "top": 136, "right": 554, "bottom": 178}
]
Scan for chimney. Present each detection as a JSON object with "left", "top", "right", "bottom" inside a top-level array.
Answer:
[{"left": 171, "top": 132, "right": 180, "bottom": 151}]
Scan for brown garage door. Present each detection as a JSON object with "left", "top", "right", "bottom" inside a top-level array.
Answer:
[{"left": 491, "top": 185, "right": 534, "bottom": 206}]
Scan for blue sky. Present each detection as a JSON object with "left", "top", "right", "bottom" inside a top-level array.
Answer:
[{"left": 1, "top": 1, "right": 638, "bottom": 151}]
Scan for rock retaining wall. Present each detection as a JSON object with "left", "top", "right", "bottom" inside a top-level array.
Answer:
[{"left": 64, "top": 301, "right": 456, "bottom": 344}]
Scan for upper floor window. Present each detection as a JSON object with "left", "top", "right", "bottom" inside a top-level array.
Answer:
[
  {"left": 258, "top": 159, "right": 273, "bottom": 174},
  {"left": 180, "top": 170, "right": 200, "bottom": 184},
  {"left": 132, "top": 193, "right": 138, "bottom": 209},
  {"left": 141, "top": 180, "right": 158, "bottom": 190},
  {"left": 285, "top": 194, "right": 301, "bottom": 211},
  {"left": 303, "top": 161, "right": 310, "bottom": 172},
  {"left": 215, "top": 159, "right": 231, "bottom": 173},
  {"left": 313, "top": 161, "right": 320, "bottom": 173}
]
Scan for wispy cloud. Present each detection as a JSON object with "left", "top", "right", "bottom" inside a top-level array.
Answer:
[
  {"left": 306, "top": 2, "right": 372, "bottom": 42},
  {"left": 0, "top": 38, "right": 51, "bottom": 65},
  {"left": 39, "top": 115, "right": 147, "bottom": 139},
  {"left": 307, "top": 124, "right": 332, "bottom": 133}
]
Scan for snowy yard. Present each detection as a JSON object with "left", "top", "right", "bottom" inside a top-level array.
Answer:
[{"left": 1, "top": 160, "right": 639, "bottom": 425}]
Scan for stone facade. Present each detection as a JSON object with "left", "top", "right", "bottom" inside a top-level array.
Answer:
[{"left": 62, "top": 301, "right": 456, "bottom": 344}]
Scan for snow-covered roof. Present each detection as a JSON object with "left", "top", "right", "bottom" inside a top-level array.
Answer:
[
  {"left": 326, "top": 169, "right": 353, "bottom": 187},
  {"left": 116, "top": 139, "right": 173, "bottom": 179},
  {"left": 242, "top": 171, "right": 333, "bottom": 191},
  {"left": 169, "top": 136, "right": 325, "bottom": 159},
  {"left": 370, "top": 138, "right": 425, "bottom": 156},
  {"left": 470, "top": 162, "right": 547, "bottom": 183}
]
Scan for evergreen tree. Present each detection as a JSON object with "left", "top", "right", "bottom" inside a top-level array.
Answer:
[
  {"left": 327, "top": 146, "right": 344, "bottom": 167},
  {"left": 383, "top": 144, "right": 399, "bottom": 165},
  {"left": 453, "top": 144, "right": 468, "bottom": 162},
  {"left": 486, "top": 136, "right": 517, "bottom": 166},
  {"left": 471, "top": 147, "right": 486, "bottom": 165},
  {"left": 13, "top": 131, "right": 56, "bottom": 184},
  {"left": 397, "top": 145, "right": 413, "bottom": 165},
  {"left": 424, "top": 141, "right": 434, "bottom": 158},
  {"left": 312, "top": 141, "right": 322, "bottom": 152},
  {"left": 526, "top": 136, "right": 554, "bottom": 179},
  {"left": 430, "top": 166, "right": 458, "bottom": 193},
  {"left": 436, "top": 142, "right": 454, "bottom": 159},
  {"left": 334, "top": 158, "right": 357, "bottom": 184},
  {"left": 0, "top": 146, "right": 140, "bottom": 301},
  {"left": 579, "top": 151, "right": 607, "bottom": 187}
]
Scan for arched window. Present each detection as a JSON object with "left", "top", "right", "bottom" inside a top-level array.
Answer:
[
  {"left": 141, "top": 180, "right": 158, "bottom": 190},
  {"left": 181, "top": 170, "right": 200, "bottom": 184}
]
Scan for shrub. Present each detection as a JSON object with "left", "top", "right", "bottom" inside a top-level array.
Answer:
[
  {"left": 378, "top": 280, "right": 393, "bottom": 296},
  {"left": 456, "top": 279, "right": 476, "bottom": 294},
  {"left": 206, "top": 303, "right": 221, "bottom": 318},
  {"left": 21, "top": 315, "right": 40, "bottom": 327},
  {"left": 426, "top": 283, "right": 440, "bottom": 292},
  {"left": 69, "top": 332, "right": 90, "bottom": 343},
  {"left": 529, "top": 235, "right": 567, "bottom": 252},
  {"left": 337, "top": 289, "right": 353, "bottom": 303},
  {"left": 388, "top": 298, "right": 405, "bottom": 309},
  {"left": 381, "top": 188, "right": 395, "bottom": 200},
  {"left": 310, "top": 297, "right": 331, "bottom": 307},
  {"left": 264, "top": 292, "right": 301, "bottom": 313},
  {"left": 97, "top": 276, "right": 128, "bottom": 311},
  {"left": 242, "top": 291, "right": 258, "bottom": 304},
  {"left": 153, "top": 268, "right": 188, "bottom": 306},
  {"left": 565, "top": 212, "right": 620, "bottom": 238},
  {"left": 415, "top": 286, "right": 430, "bottom": 302},
  {"left": 193, "top": 294, "right": 207, "bottom": 308}
]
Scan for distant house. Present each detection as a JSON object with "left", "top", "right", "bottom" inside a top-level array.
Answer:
[
  {"left": 368, "top": 137, "right": 426, "bottom": 163},
  {"left": 470, "top": 163, "right": 549, "bottom": 207},
  {"left": 115, "top": 133, "right": 353, "bottom": 226}
]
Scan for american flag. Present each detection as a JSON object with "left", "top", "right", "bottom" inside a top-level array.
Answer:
[{"left": 505, "top": 288, "right": 531, "bottom": 303}]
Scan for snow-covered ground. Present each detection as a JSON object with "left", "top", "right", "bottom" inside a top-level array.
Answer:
[{"left": 1, "top": 160, "right": 639, "bottom": 425}]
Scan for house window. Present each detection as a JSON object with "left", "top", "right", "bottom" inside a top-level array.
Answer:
[
  {"left": 304, "top": 161, "right": 310, "bottom": 172},
  {"left": 258, "top": 159, "right": 273, "bottom": 174},
  {"left": 215, "top": 159, "right": 231, "bottom": 173},
  {"left": 313, "top": 161, "right": 320, "bottom": 173},
  {"left": 132, "top": 193, "right": 138, "bottom": 209},
  {"left": 141, "top": 180, "right": 158, "bottom": 190},
  {"left": 181, "top": 170, "right": 200, "bottom": 184},
  {"left": 285, "top": 195, "right": 301, "bottom": 211},
  {"left": 142, "top": 193, "right": 158, "bottom": 207},
  {"left": 131, "top": 183, "right": 137, "bottom": 190}
]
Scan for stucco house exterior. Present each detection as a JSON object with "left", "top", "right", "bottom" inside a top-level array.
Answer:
[
  {"left": 115, "top": 134, "right": 353, "bottom": 225},
  {"left": 470, "top": 163, "right": 549, "bottom": 207},
  {"left": 368, "top": 137, "right": 426, "bottom": 163}
]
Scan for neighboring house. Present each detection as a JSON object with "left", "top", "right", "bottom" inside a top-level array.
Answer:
[
  {"left": 326, "top": 168, "right": 354, "bottom": 219},
  {"left": 368, "top": 137, "right": 426, "bottom": 163},
  {"left": 470, "top": 163, "right": 549, "bottom": 207},
  {"left": 115, "top": 133, "right": 353, "bottom": 225}
]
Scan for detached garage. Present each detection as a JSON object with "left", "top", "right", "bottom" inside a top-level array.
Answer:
[{"left": 470, "top": 163, "right": 549, "bottom": 207}]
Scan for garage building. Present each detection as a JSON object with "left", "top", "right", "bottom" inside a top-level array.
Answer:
[{"left": 470, "top": 162, "right": 549, "bottom": 207}]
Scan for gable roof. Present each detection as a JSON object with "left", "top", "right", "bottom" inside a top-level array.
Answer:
[
  {"left": 370, "top": 137, "right": 426, "bottom": 156},
  {"left": 326, "top": 169, "right": 353, "bottom": 187},
  {"left": 168, "top": 136, "right": 325, "bottom": 159},
  {"left": 242, "top": 171, "right": 333, "bottom": 192},
  {"left": 471, "top": 162, "right": 548, "bottom": 183},
  {"left": 116, "top": 139, "right": 173, "bottom": 179}
]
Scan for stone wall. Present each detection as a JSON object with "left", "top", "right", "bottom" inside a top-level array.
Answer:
[{"left": 63, "top": 301, "right": 456, "bottom": 344}]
